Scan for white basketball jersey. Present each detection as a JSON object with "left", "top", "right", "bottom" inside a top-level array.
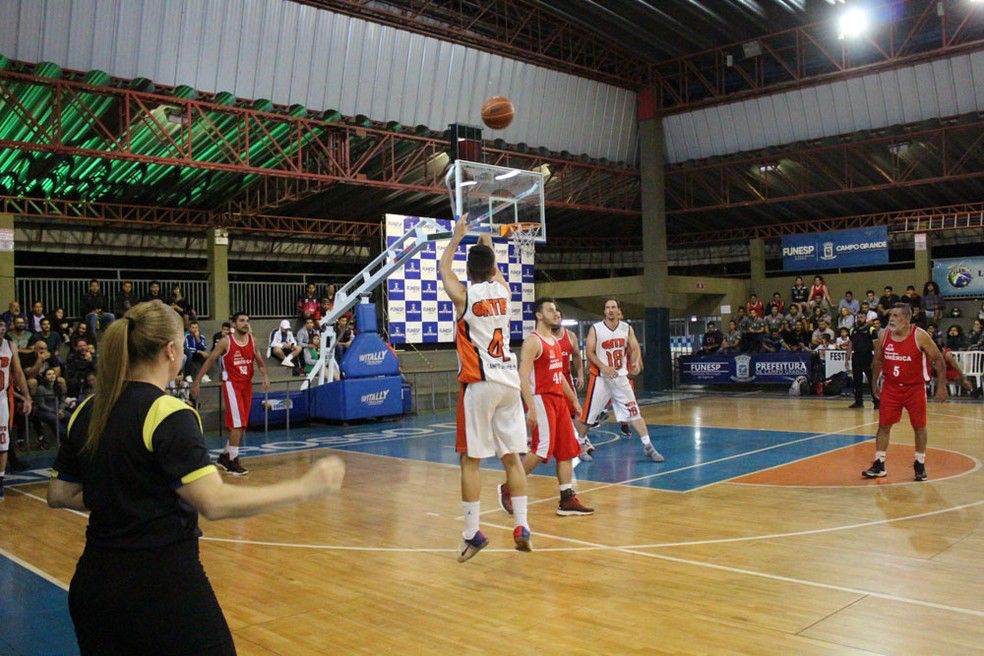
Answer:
[
  {"left": 592, "top": 320, "right": 629, "bottom": 377},
  {"left": 456, "top": 280, "right": 519, "bottom": 388},
  {"left": 0, "top": 338, "right": 12, "bottom": 392}
]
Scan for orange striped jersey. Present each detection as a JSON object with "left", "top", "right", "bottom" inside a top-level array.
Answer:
[
  {"left": 455, "top": 280, "right": 519, "bottom": 388},
  {"left": 590, "top": 320, "right": 629, "bottom": 376}
]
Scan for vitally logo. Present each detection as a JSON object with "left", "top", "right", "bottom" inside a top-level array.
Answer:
[
  {"left": 359, "top": 351, "right": 387, "bottom": 365},
  {"left": 361, "top": 389, "right": 391, "bottom": 406}
]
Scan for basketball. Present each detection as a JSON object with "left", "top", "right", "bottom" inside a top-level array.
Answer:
[{"left": 481, "top": 96, "right": 514, "bottom": 130}]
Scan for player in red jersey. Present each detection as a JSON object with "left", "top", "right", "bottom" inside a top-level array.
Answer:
[
  {"left": 863, "top": 303, "right": 946, "bottom": 481},
  {"left": 552, "top": 310, "right": 593, "bottom": 458},
  {"left": 497, "top": 298, "right": 593, "bottom": 517},
  {"left": 192, "top": 312, "right": 270, "bottom": 476}
]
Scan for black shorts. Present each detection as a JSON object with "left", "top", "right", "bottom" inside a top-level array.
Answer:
[{"left": 69, "top": 540, "right": 235, "bottom": 656}]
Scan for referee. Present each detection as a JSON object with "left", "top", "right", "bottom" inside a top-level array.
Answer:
[
  {"left": 847, "top": 313, "right": 880, "bottom": 409},
  {"left": 47, "top": 300, "right": 344, "bottom": 655}
]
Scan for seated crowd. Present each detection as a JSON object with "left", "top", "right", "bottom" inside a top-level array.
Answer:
[{"left": 700, "top": 276, "right": 984, "bottom": 357}]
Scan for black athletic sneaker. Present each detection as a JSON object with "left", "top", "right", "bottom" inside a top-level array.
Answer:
[
  {"left": 847, "top": 402, "right": 863, "bottom": 409},
  {"left": 872, "top": 401, "right": 880, "bottom": 409},
  {"left": 914, "top": 460, "right": 927, "bottom": 482},
  {"left": 228, "top": 457, "right": 249, "bottom": 476},
  {"left": 862, "top": 459, "right": 886, "bottom": 478},
  {"left": 216, "top": 453, "right": 249, "bottom": 476},
  {"left": 619, "top": 422, "right": 632, "bottom": 437}
]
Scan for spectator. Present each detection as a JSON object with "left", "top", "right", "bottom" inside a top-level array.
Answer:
[
  {"left": 80, "top": 279, "right": 116, "bottom": 338},
  {"left": 978, "top": 302, "right": 984, "bottom": 322},
  {"left": 860, "top": 301, "right": 878, "bottom": 324},
  {"left": 113, "top": 280, "right": 138, "bottom": 317},
  {"left": 966, "top": 319, "right": 984, "bottom": 350},
  {"left": 922, "top": 281, "right": 945, "bottom": 320},
  {"left": 808, "top": 275, "right": 832, "bottom": 310},
  {"left": 902, "top": 285, "right": 921, "bottom": 310},
  {"left": 736, "top": 307, "right": 753, "bottom": 351},
  {"left": 140, "top": 280, "right": 165, "bottom": 303},
  {"left": 785, "top": 303, "right": 802, "bottom": 325},
  {"left": 760, "top": 327, "right": 783, "bottom": 353},
  {"left": 835, "top": 326, "right": 851, "bottom": 350},
  {"left": 24, "top": 341, "right": 66, "bottom": 396},
  {"left": 335, "top": 315, "right": 354, "bottom": 357},
  {"left": 69, "top": 321, "right": 92, "bottom": 350},
  {"left": 747, "top": 310, "right": 766, "bottom": 352},
  {"left": 945, "top": 325, "right": 967, "bottom": 351},
  {"left": 28, "top": 318, "right": 62, "bottom": 356},
  {"left": 302, "top": 333, "right": 321, "bottom": 374},
  {"left": 31, "top": 367, "right": 68, "bottom": 449},
  {"left": 26, "top": 301, "right": 46, "bottom": 333},
  {"left": 790, "top": 276, "right": 809, "bottom": 311},
  {"left": 325, "top": 283, "right": 337, "bottom": 307},
  {"left": 699, "top": 321, "right": 723, "bottom": 354},
  {"left": 864, "top": 289, "right": 879, "bottom": 312},
  {"left": 211, "top": 321, "right": 232, "bottom": 350},
  {"left": 720, "top": 320, "right": 741, "bottom": 353},
  {"left": 767, "top": 292, "right": 785, "bottom": 315},
  {"left": 816, "top": 333, "right": 834, "bottom": 354},
  {"left": 52, "top": 307, "right": 73, "bottom": 344},
  {"left": 811, "top": 305, "right": 832, "bottom": 327},
  {"left": 65, "top": 338, "right": 97, "bottom": 397},
  {"left": 296, "top": 317, "right": 317, "bottom": 349},
  {"left": 183, "top": 321, "right": 211, "bottom": 383},
  {"left": 746, "top": 293, "right": 764, "bottom": 319},
  {"left": 876, "top": 286, "right": 900, "bottom": 324},
  {"left": 10, "top": 316, "right": 34, "bottom": 361},
  {"left": 911, "top": 304, "right": 928, "bottom": 329},
  {"left": 296, "top": 283, "right": 320, "bottom": 323},
  {"left": 316, "top": 297, "right": 333, "bottom": 322},
  {"left": 1, "top": 300, "right": 22, "bottom": 329},
  {"left": 764, "top": 305, "right": 785, "bottom": 334},
  {"left": 838, "top": 291, "right": 860, "bottom": 315},
  {"left": 168, "top": 285, "right": 196, "bottom": 329},
  {"left": 268, "top": 319, "right": 303, "bottom": 375},
  {"left": 781, "top": 321, "right": 803, "bottom": 351},
  {"left": 76, "top": 371, "right": 97, "bottom": 402},
  {"left": 837, "top": 306, "right": 855, "bottom": 331},
  {"left": 926, "top": 322, "right": 943, "bottom": 349},
  {"left": 812, "top": 319, "right": 835, "bottom": 347}
]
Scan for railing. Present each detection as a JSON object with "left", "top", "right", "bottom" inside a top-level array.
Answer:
[{"left": 15, "top": 276, "right": 210, "bottom": 320}]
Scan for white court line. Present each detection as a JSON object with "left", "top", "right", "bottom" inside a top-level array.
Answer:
[
  {"left": 928, "top": 410, "right": 984, "bottom": 424},
  {"left": 476, "top": 519, "right": 984, "bottom": 619},
  {"left": 199, "top": 536, "right": 597, "bottom": 553},
  {"left": 0, "top": 546, "right": 69, "bottom": 591}
]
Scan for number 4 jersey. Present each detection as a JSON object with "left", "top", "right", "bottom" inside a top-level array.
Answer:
[
  {"left": 590, "top": 320, "right": 629, "bottom": 376},
  {"left": 456, "top": 280, "right": 520, "bottom": 389}
]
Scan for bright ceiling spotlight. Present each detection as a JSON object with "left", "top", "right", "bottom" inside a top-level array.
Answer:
[{"left": 838, "top": 7, "right": 870, "bottom": 39}]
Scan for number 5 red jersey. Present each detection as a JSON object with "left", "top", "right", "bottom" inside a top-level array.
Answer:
[
  {"left": 880, "top": 328, "right": 929, "bottom": 386},
  {"left": 456, "top": 280, "right": 519, "bottom": 388}
]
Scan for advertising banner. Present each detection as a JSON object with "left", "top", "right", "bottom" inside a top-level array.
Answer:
[
  {"left": 933, "top": 256, "right": 984, "bottom": 298},
  {"left": 782, "top": 226, "right": 888, "bottom": 271},
  {"left": 679, "top": 352, "right": 812, "bottom": 384}
]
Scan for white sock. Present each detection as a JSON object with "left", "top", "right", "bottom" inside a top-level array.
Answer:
[
  {"left": 559, "top": 483, "right": 573, "bottom": 492},
  {"left": 461, "top": 501, "right": 480, "bottom": 539},
  {"left": 875, "top": 450, "right": 886, "bottom": 462},
  {"left": 227, "top": 445, "right": 240, "bottom": 460},
  {"left": 512, "top": 496, "right": 528, "bottom": 530},
  {"left": 914, "top": 452, "right": 925, "bottom": 464},
  {"left": 640, "top": 434, "right": 652, "bottom": 447}
]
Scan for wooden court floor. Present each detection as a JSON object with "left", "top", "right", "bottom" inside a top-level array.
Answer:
[{"left": 2, "top": 395, "right": 982, "bottom": 655}]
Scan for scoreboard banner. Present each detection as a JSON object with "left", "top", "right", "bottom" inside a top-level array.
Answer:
[{"left": 384, "top": 214, "right": 535, "bottom": 345}]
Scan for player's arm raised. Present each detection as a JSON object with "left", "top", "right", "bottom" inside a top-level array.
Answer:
[
  {"left": 439, "top": 215, "right": 469, "bottom": 314},
  {"left": 916, "top": 328, "right": 947, "bottom": 403},
  {"left": 476, "top": 232, "right": 508, "bottom": 288},
  {"left": 568, "top": 328, "right": 585, "bottom": 390},
  {"left": 191, "top": 336, "right": 228, "bottom": 399},
  {"left": 584, "top": 325, "right": 614, "bottom": 378},
  {"left": 627, "top": 325, "right": 643, "bottom": 377},
  {"left": 518, "top": 335, "right": 541, "bottom": 430}
]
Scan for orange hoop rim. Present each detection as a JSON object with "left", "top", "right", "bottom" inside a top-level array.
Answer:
[{"left": 499, "top": 222, "right": 542, "bottom": 238}]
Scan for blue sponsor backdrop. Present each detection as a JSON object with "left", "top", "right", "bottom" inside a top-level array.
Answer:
[
  {"left": 781, "top": 226, "right": 888, "bottom": 271},
  {"left": 933, "top": 256, "right": 984, "bottom": 298},
  {"left": 679, "top": 352, "right": 812, "bottom": 384},
  {"left": 384, "top": 214, "right": 534, "bottom": 344}
]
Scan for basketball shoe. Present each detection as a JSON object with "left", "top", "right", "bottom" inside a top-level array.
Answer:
[
  {"left": 497, "top": 483, "right": 513, "bottom": 515},
  {"left": 513, "top": 526, "right": 532, "bottom": 552},
  {"left": 643, "top": 444, "right": 664, "bottom": 462},
  {"left": 913, "top": 460, "right": 927, "bottom": 481},
  {"left": 862, "top": 459, "right": 886, "bottom": 478},
  {"left": 556, "top": 489, "right": 594, "bottom": 516},
  {"left": 457, "top": 531, "right": 489, "bottom": 563},
  {"left": 217, "top": 453, "right": 249, "bottom": 476}
]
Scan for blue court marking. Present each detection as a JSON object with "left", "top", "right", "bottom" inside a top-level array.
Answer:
[
  {"left": 0, "top": 553, "right": 78, "bottom": 656},
  {"left": 5, "top": 412, "right": 871, "bottom": 493}
]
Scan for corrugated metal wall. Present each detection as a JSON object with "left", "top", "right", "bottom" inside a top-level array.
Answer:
[
  {"left": 663, "top": 50, "right": 984, "bottom": 163},
  {"left": 0, "top": 0, "right": 638, "bottom": 163}
]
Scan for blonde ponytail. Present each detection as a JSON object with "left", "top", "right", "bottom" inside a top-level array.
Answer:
[{"left": 84, "top": 301, "right": 184, "bottom": 454}]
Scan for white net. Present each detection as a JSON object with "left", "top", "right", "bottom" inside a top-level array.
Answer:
[{"left": 503, "top": 222, "right": 542, "bottom": 256}]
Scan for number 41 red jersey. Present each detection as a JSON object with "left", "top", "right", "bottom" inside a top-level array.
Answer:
[
  {"left": 456, "top": 280, "right": 519, "bottom": 388},
  {"left": 221, "top": 334, "right": 256, "bottom": 385}
]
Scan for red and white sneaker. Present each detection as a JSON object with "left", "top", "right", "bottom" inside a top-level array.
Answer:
[{"left": 556, "top": 489, "right": 594, "bottom": 516}]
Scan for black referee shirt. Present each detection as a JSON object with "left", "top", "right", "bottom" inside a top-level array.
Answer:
[{"left": 52, "top": 382, "right": 216, "bottom": 550}]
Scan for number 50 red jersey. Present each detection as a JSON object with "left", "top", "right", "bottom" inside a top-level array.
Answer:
[
  {"left": 456, "top": 280, "right": 519, "bottom": 389},
  {"left": 221, "top": 334, "right": 256, "bottom": 385}
]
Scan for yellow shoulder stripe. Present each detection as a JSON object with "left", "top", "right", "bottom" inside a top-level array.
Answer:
[
  {"left": 180, "top": 464, "right": 217, "bottom": 486},
  {"left": 66, "top": 396, "right": 94, "bottom": 437},
  {"left": 143, "top": 396, "right": 204, "bottom": 452}
]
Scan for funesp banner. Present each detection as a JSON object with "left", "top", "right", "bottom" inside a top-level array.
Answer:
[
  {"left": 384, "top": 214, "right": 534, "bottom": 345},
  {"left": 933, "top": 256, "right": 984, "bottom": 298},
  {"left": 782, "top": 226, "right": 889, "bottom": 271},
  {"left": 679, "top": 352, "right": 812, "bottom": 384}
]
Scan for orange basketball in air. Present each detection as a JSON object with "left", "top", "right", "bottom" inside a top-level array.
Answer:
[{"left": 481, "top": 96, "right": 514, "bottom": 130}]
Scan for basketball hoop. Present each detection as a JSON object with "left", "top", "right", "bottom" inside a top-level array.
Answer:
[{"left": 500, "top": 222, "right": 542, "bottom": 256}]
